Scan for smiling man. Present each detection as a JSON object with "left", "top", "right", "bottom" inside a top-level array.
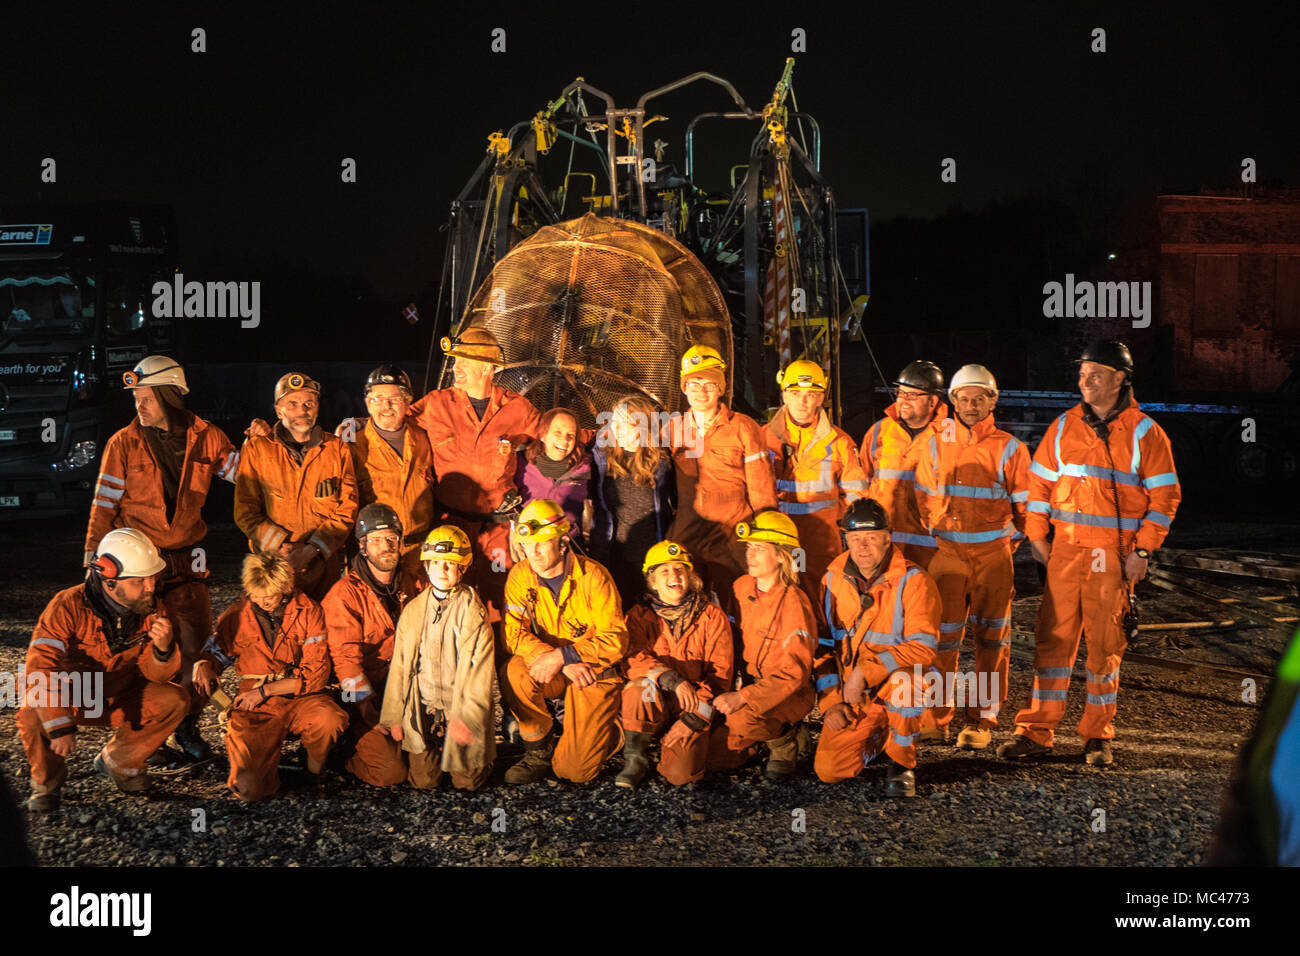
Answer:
[
  {"left": 998, "top": 340, "right": 1181, "bottom": 767},
  {"left": 234, "top": 372, "right": 358, "bottom": 602}
]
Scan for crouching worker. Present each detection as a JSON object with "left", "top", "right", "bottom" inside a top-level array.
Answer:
[
  {"left": 813, "top": 499, "right": 941, "bottom": 797},
  {"left": 617, "top": 541, "right": 734, "bottom": 788},
  {"left": 380, "top": 526, "right": 496, "bottom": 790},
  {"left": 323, "top": 503, "right": 424, "bottom": 787},
  {"left": 500, "top": 499, "right": 628, "bottom": 784},
  {"left": 19, "top": 529, "right": 187, "bottom": 812},
  {"left": 707, "top": 511, "right": 817, "bottom": 781},
  {"left": 193, "top": 552, "right": 347, "bottom": 801}
]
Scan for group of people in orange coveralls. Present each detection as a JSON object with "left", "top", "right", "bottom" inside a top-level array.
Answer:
[{"left": 17, "top": 329, "right": 1180, "bottom": 811}]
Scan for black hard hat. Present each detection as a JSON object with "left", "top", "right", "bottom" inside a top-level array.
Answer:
[
  {"left": 893, "top": 360, "right": 945, "bottom": 396},
  {"left": 364, "top": 364, "right": 413, "bottom": 395},
  {"left": 839, "top": 497, "right": 891, "bottom": 533},
  {"left": 1077, "top": 340, "right": 1134, "bottom": 376},
  {"left": 356, "top": 502, "right": 403, "bottom": 540}
]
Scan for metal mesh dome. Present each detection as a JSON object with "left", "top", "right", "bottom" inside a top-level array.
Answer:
[{"left": 438, "top": 213, "right": 733, "bottom": 428}]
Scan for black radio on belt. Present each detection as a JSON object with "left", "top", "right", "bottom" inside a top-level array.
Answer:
[{"left": 1123, "top": 592, "right": 1140, "bottom": 643}]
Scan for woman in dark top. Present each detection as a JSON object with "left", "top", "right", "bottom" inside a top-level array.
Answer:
[{"left": 589, "top": 394, "right": 676, "bottom": 605}]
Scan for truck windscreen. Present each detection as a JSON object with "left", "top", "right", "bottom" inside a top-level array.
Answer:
[{"left": 1, "top": 273, "right": 92, "bottom": 338}]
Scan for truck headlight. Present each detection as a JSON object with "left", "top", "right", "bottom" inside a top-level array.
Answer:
[{"left": 52, "top": 440, "right": 97, "bottom": 472}]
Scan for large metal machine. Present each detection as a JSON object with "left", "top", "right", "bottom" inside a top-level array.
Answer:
[{"left": 421, "top": 58, "right": 864, "bottom": 427}]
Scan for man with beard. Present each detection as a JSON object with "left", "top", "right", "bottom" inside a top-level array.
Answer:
[
  {"left": 84, "top": 355, "right": 239, "bottom": 761},
  {"left": 17, "top": 529, "right": 187, "bottom": 812},
  {"left": 322, "top": 503, "right": 424, "bottom": 786},
  {"left": 234, "top": 372, "right": 358, "bottom": 602}
]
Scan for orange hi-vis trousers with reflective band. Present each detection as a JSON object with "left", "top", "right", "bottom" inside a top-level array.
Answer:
[
  {"left": 621, "top": 680, "right": 712, "bottom": 785},
  {"left": 814, "top": 666, "right": 927, "bottom": 778},
  {"left": 1012, "top": 541, "right": 1128, "bottom": 747},
  {"left": 923, "top": 539, "right": 1013, "bottom": 730}
]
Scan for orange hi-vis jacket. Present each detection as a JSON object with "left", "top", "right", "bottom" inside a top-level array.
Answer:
[
  {"left": 85, "top": 415, "right": 238, "bottom": 555},
  {"left": 502, "top": 554, "right": 628, "bottom": 671},
  {"left": 662, "top": 404, "right": 778, "bottom": 553},
  {"left": 233, "top": 427, "right": 358, "bottom": 558},
  {"left": 731, "top": 576, "right": 817, "bottom": 719},
  {"left": 859, "top": 402, "right": 951, "bottom": 550},
  {"left": 1025, "top": 398, "right": 1181, "bottom": 553},
  {"left": 815, "top": 548, "right": 941, "bottom": 707},
  {"left": 321, "top": 564, "right": 424, "bottom": 702},
  {"left": 625, "top": 600, "right": 734, "bottom": 718},
  {"left": 764, "top": 407, "right": 868, "bottom": 520},
  {"left": 344, "top": 417, "right": 436, "bottom": 568},
  {"left": 24, "top": 584, "right": 180, "bottom": 738},
  {"left": 914, "top": 414, "right": 1031, "bottom": 545},
  {"left": 411, "top": 384, "right": 540, "bottom": 515},
  {"left": 200, "top": 592, "right": 332, "bottom": 697}
]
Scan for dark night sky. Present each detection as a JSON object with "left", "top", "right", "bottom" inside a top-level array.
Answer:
[{"left": 3, "top": 1, "right": 1298, "bottom": 302}]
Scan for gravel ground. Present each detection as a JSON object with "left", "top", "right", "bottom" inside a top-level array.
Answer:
[{"left": 1, "top": 516, "right": 1293, "bottom": 866}]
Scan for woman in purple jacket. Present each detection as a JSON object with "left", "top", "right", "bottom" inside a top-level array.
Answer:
[{"left": 515, "top": 407, "right": 592, "bottom": 546}]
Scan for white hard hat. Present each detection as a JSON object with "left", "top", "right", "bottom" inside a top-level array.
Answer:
[
  {"left": 948, "top": 363, "right": 998, "bottom": 399},
  {"left": 91, "top": 528, "right": 168, "bottom": 578},
  {"left": 123, "top": 355, "right": 189, "bottom": 395}
]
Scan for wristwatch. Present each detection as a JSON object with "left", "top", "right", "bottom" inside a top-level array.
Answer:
[{"left": 1133, "top": 548, "right": 1151, "bottom": 560}]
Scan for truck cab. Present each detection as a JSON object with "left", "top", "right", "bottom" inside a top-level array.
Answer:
[{"left": 0, "top": 203, "right": 177, "bottom": 517}]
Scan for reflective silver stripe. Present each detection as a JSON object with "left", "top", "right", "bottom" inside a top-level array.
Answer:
[
  {"left": 743, "top": 452, "right": 765, "bottom": 463},
  {"left": 43, "top": 716, "right": 73, "bottom": 730},
  {"left": 95, "top": 484, "right": 125, "bottom": 500},
  {"left": 258, "top": 525, "right": 283, "bottom": 552},
  {"left": 31, "top": 637, "right": 67, "bottom": 652},
  {"left": 93, "top": 498, "right": 118, "bottom": 510},
  {"left": 99, "top": 747, "right": 141, "bottom": 776},
  {"left": 98, "top": 473, "right": 126, "bottom": 487},
  {"left": 303, "top": 634, "right": 326, "bottom": 646},
  {"left": 695, "top": 701, "right": 715, "bottom": 720},
  {"left": 505, "top": 603, "right": 527, "bottom": 616},
  {"left": 217, "top": 450, "right": 240, "bottom": 480}
]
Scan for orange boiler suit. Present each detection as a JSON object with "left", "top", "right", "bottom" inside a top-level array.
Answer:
[
  {"left": 343, "top": 416, "right": 436, "bottom": 579},
  {"left": 914, "top": 414, "right": 1030, "bottom": 730},
  {"left": 85, "top": 413, "right": 239, "bottom": 707},
  {"left": 662, "top": 405, "right": 778, "bottom": 599},
  {"left": 410, "top": 384, "right": 540, "bottom": 622},
  {"left": 321, "top": 563, "right": 424, "bottom": 787},
  {"left": 17, "top": 583, "right": 187, "bottom": 797},
  {"left": 500, "top": 553, "right": 628, "bottom": 783},
  {"left": 233, "top": 426, "right": 358, "bottom": 603},
  {"left": 764, "top": 407, "right": 868, "bottom": 610},
  {"left": 859, "top": 402, "right": 951, "bottom": 569},
  {"left": 621, "top": 597, "right": 734, "bottom": 785},
  {"left": 707, "top": 577, "right": 817, "bottom": 769},
  {"left": 199, "top": 592, "right": 348, "bottom": 801},
  {"left": 813, "top": 547, "right": 941, "bottom": 778},
  {"left": 1013, "top": 397, "right": 1181, "bottom": 747}
]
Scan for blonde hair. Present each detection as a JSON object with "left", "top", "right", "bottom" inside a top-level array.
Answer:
[
  {"left": 242, "top": 552, "right": 294, "bottom": 598},
  {"left": 773, "top": 547, "right": 799, "bottom": 587}
]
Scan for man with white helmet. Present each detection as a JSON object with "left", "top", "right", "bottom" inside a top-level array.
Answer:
[
  {"left": 17, "top": 529, "right": 187, "bottom": 812},
  {"left": 234, "top": 371, "right": 358, "bottom": 602},
  {"left": 913, "top": 364, "right": 1030, "bottom": 749},
  {"left": 83, "top": 355, "right": 238, "bottom": 761}
]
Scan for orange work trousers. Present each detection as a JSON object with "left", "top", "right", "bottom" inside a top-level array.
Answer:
[
  {"left": 706, "top": 690, "right": 812, "bottom": 771},
  {"left": 340, "top": 695, "right": 408, "bottom": 788},
  {"left": 898, "top": 541, "right": 937, "bottom": 572},
  {"left": 499, "top": 654, "right": 622, "bottom": 783},
  {"left": 17, "top": 680, "right": 188, "bottom": 796},
  {"left": 815, "top": 666, "right": 925, "bottom": 779},
  {"left": 159, "top": 578, "right": 212, "bottom": 716},
  {"left": 922, "top": 539, "right": 1013, "bottom": 731},
  {"left": 620, "top": 678, "right": 710, "bottom": 786},
  {"left": 224, "top": 693, "right": 348, "bottom": 801},
  {"left": 1012, "top": 541, "right": 1128, "bottom": 747}
]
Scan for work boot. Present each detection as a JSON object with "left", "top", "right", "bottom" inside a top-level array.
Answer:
[
  {"left": 26, "top": 792, "right": 60, "bottom": 813},
  {"left": 615, "top": 731, "right": 653, "bottom": 789},
  {"left": 1083, "top": 738, "right": 1114, "bottom": 768},
  {"left": 94, "top": 749, "right": 151, "bottom": 793},
  {"left": 168, "top": 715, "right": 213, "bottom": 762},
  {"left": 995, "top": 734, "right": 1052, "bottom": 761},
  {"left": 955, "top": 724, "right": 992, "bottom": 751},
  {"left": 918, "top": 721, "right": 951, "bottom": 744},
  {"left": 504, "top": 731, "right": 556, "bottom": 784},
  {"left": 885, "top": 761, "right": 916, "bottom": 798},
  {"left": 764, "top": 726, "right": 799, "bottom": 780}
]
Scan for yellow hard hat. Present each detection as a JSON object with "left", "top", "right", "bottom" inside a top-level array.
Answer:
[
  {"left": 642, "top": 540, "right": 694, "bottom": 575},
  {"left": 420, "top": 525, "right": 473, "bottom": 565},
  {"left": 516, "top": 498, "right": 572, "bottom": 542},
  {"left": 777, "top": 360, "right": 827, "bottom": 391},
  {"left": 680, "top": 345, "right": 726, "bottom": 378},
  {"left": 735, "top": 509, "right": 800, "bottom": 548}
]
